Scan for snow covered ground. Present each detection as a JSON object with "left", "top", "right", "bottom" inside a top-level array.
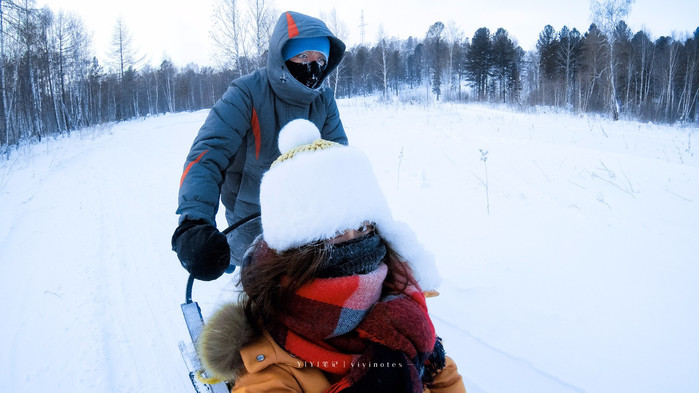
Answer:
[{"left": 1, "top": 100, "right": 697, "bottom": 393}]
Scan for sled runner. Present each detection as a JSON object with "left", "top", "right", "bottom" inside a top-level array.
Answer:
[{"left": 179, "top": 274, "right": 229, "bottom": 393}]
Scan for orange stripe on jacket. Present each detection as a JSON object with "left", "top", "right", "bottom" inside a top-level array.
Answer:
[
  {"left": 179, "top": 150, "right": 209, "bottom": 188},
  {"left": 286, "top": 12, "right": 299, "bottom": 38},
  {"left": 251, "top": 108, "right": 261, "bottom": 159}
]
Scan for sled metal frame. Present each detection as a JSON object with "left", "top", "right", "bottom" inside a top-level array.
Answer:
[
  {"left": 178, "top": 212, "right": 260, "bottom": 393},
  {"left": 180, "top": 275, "right": 229, "bottom": 393}
]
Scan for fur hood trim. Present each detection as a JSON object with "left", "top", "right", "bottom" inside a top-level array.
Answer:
[{"left": 196, "top": 302, "right": 258, "bottom": 382}]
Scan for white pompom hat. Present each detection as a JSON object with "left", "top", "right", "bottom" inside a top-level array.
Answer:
[{"left": 259, "top": 119, "right": 441, "bottom": 290}]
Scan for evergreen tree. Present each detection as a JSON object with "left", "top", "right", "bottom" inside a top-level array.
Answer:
[
  {"left": 87, "top": 56, "right": 104, "bottom": 123},
  {"left": 491, "top": 28, "right": 517, "bottom": 103},
  {"left": 466, "top": 27, "right": 492, "bottom": 101},
  {"left": 536, "top": 25, "right": 560, "bottom": 104},
  {"left": 426, "top": 22, "right": 446, "bottom": 100},
  {"left": 613, "top": 21, "right": 633, "bottom": 111},
  {"left": 537, "top": 25, "right": 559, "bottom": 80},
  {"left": 407, "top": 43, "right": 424, "bottom": 90}
]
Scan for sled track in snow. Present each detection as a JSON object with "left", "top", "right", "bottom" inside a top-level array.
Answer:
[{"left": 432, "top": 314, "right": 587, "bottom": 393}]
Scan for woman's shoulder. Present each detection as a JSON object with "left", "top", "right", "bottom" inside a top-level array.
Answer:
[
  {"left": 234, "top": 329, "right": 332, "bottom": 392},
  {"left": 198, "top": 303, "right": 331, "bottom": 391}
]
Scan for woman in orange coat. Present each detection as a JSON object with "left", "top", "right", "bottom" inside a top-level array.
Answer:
[{"left": 197, "top": 119, "right": 466, "bottom": 393}]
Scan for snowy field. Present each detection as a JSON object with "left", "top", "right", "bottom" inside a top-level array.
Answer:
[{"left": 0, "top": 100, "right": 697, "bottom": 393}]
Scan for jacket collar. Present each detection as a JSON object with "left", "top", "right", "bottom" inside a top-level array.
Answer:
[
  {"left": 241, "top": 330, "right": 304, "bottom": 373},
  {"left": 197, "top": 302, "right": 302, "bottom": 382}
]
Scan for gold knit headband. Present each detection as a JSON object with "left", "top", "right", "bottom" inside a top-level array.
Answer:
[{"left": 272, "top": 139, "right": 340, "bottom": 167}]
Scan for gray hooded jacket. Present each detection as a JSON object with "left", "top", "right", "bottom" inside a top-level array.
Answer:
[{"left": 176, "top": 11, "right": 347, "bottom": 231}]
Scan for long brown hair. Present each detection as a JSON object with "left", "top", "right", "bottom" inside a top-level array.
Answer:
[{"left": 239, "top": 233, "right": 418, "bottom": 331}]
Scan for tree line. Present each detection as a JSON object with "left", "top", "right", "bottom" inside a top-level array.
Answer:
[
  {"left": 531, "top": 22, "right": 699, "bottom": 122},
  {"left": 336, "top": 21, "right": 698, "bottom": 124},
  {"left": 1, "top": 0, "right": 697, "bottom": 150},
  {"left": 0, "top": 0, "right": 243, "bottom": 149}
]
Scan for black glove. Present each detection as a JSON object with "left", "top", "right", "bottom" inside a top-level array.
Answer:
[{"left": 171, "top": 219, "right": 230, "bottom": 281}]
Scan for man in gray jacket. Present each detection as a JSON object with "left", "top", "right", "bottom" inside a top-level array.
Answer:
[{"left": 172, "top": 11, "right": 348, "bottom": 281}]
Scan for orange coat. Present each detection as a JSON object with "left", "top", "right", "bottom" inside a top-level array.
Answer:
[
  {"left": 234, "top": 330, "right": 466, "bottom": 393},
  {"left": 198, "top": 302, "right": 467, "bottom": 393}
]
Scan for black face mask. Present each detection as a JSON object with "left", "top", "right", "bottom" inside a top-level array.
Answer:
[
  {"left": 285, "top": 60, "right": 327, "bottom": 89},
  {"left": 317, "top": 231, "right": 386, "bottom": 278}
]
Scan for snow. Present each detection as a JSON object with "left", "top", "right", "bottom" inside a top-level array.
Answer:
[{"left": 1, "top": 101, "right": 697, "bottom": 393}]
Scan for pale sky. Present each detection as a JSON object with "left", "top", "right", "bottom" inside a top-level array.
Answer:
[{"left": 40, "top": 0, "right": 697, "bottom": 69}]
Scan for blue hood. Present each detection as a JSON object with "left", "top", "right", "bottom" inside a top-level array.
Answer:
[{"left": 266, "top": 11, "right": 346, "bottom": 105}]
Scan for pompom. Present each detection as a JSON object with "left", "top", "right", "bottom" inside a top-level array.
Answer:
[{"left": 278, "top": 119, "right": 321, "bottom": 154}]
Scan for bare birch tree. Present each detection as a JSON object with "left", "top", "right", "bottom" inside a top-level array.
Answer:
[
  {"left": 320, "top": 8, "right": 347, "bottom": 97},
  {"left": 590, "top": 0, "right": 634, "bottom": 120},
  {"left": 17, "top": 0, "right": 43, "bottom": 138},
  {"left": 445, "top": 21, "right": 463, "bottom": 94},
  {"left": 37, "top": 8, "right": 64, "bottom": 133},
  {"left": 0, "top": 0, "right": 11, "bottom": 147},
  {"left": 376, "top": 26, "right": 390, "bottom": 100},
  {"left": 246, "top": 0, "right": 274, "bottom": 68},
  {"left": 558, "top": 26, "right": 581, "bottom": 108},
  {"left": 210, "top": 0, "right": 245, "bottom": 75},
  {"left": 65, "top": 14, "right": 91, "bottom": 127},
  {"left": 159, "top": 58, "right": 176, "bottom": 112},
  {"left": 678, "top": 36, "right": 697, "bottom": 121},
  {"left": 631, "top": 30, "right": 654, "bottom": 114},
  {"left": 657, "top": 36, "right": 681, "bottom": 120}
]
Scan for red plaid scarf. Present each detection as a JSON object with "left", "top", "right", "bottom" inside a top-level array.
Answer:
[{"left": 267, "top": 263, "right": 437, "bottom": 393}]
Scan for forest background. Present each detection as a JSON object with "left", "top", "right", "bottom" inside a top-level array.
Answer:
[{"left": 1, "top": 0, "right": 697, "bottom": 150}]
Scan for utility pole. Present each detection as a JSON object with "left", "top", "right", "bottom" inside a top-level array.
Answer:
[{"left": 359, "top": 10, "right": 367, "bottom": 46}]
